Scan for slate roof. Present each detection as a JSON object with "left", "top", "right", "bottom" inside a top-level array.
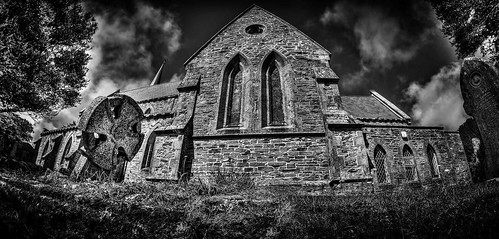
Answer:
[
  {"left": 341, "top": 96, "right": 404, "bottom": 121},
  {"left": 119, "top": 81, "right": 180, "bottom": 103}
]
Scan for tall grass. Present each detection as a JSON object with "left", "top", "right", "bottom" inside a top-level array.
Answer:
[{"left": 1, "top": 169, "right": 498, "bottom": 238}]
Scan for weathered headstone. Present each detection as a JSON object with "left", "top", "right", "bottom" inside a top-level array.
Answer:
[
  {"left": 77, "top": 94, "right": 144, "bottom": 182},
  {"left": 458, "top": 118, "right": 485, "bottom": 182},
  {"left": 460, "top": 58, "right": 499, "bottom": 179}
]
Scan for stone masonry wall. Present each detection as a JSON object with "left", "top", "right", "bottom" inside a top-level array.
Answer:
[
  {"left": 186, "top": 6, "right": 331, "bottom": 137},
  {"left": 329, "top": 128, "right": 369, "bottom": 181},
  {"left": 363, "top": 127, "right": 470, "bottom": 186},
  {"left": 140, "top": 98, "right": 176, "bottom": 116},
  {"left": 126, "top": 116, "right": 177, "bottom": 181},
  {"left": 326, "top": 126, "right": 471, "bottom": 190},
  {"left": 192, "top": 136, "right": 329, "bottom": 185},
  {"left": 125, "top": 87, "right": 197, "bottom": 181},
  {"left": 126, "top": 133, "right": 183, "bottom": 182}
]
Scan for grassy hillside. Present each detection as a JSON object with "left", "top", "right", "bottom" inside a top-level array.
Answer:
[{"left": 1, "top": 169, "right": 499, "bottom": 239}]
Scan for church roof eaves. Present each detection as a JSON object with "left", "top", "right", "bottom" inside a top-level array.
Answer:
[{"left": 183, "top": 4, "right": 331, "bottom": 66}]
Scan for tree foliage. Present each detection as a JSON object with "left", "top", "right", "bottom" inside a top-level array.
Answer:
[
  {"left": 0, "top": 113, "right": 33, "bottom": 154},
  {"left": 0, "top": 0, "right": 96, "bottom": 114},
  {"left": 428, "top": 0, "right": 499, "bottom": 63}
]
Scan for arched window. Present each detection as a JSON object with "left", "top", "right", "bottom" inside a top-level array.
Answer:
[
  {"left": 427, "top": 144, "right": 439, "bottom": 178},
  {"left": 262, "top": 51, "right": 285, "bottom": 127},
  {"left": 42, "top": 140, "right": 52, "bottom": 157},
  {"left": 141, "top": 132, "right": 156, "bottom": 169},
  {"left": 218, "top": 54, "right": 247, "bottom": 128},
  {"left": 402, "top": 145, "right": 416, "bottom": 181},
  {"left": 60, "top": 136, "right": 73, "bottom": 168},
  {"left": 374, "top": 145, "right": 388, "bottom": 183}
]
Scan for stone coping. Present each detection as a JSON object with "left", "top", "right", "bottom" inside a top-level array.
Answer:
[{"left": 193, "top": 131, "right": 326, "bottom": 139}]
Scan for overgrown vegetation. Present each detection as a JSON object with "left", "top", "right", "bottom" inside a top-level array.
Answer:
[{"left": 1, "top": 168, "right": 499, "bottom": 239}]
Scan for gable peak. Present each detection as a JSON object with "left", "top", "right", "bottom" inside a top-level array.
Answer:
[{"left": 183, "top": 4, "right": 330, "bottom": 66}]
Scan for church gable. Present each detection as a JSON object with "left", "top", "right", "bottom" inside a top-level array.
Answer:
[
  {"left": 185, "top": 5, "right": 334, "bottom": 136},
  {"left": 185, "top": 5, "right": 330, "bottom": 66}
]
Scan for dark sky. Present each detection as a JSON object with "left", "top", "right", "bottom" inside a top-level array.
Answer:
[{"left": 34, "top": 0, "right": 469, "bottom": 138}]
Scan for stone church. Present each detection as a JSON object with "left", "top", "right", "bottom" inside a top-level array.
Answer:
[{"left": 34, "top": 5, "right": 471, "bottom": 190}]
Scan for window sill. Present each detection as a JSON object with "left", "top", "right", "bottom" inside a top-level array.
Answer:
[
  {"left": 263, "top": 125, "right": 294, "bottom": 130},
  {"left": 218, "top": 126, "right": 246, "bottom": 132}
]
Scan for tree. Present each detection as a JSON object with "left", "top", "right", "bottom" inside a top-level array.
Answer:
[
  {"left": 0, "top": 113, "right": 33, "bottom": 155},
  {"left": 0, "top": 0, "right": 96, "bottom": 115},
  {"left": 428, "top": 0, "right": 499, "bottom": 64}
]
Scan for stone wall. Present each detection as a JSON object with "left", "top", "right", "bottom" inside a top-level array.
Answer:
[
  {"left": 140, "top": 98, "right": 176, "bottom": 117},
  {"left": 363, "top": 126, "right": 469, "bottom": 186},
  {"left": 329, "top": 128, "right": 369, "bottom": 181},
  {"left": 326, "top": 125, "right": 471, "bottom": 190},
  {"left": 126, "top": 132, "right": 183, "bottom": 181},
  {"left": 186, "top": 6, "right": 331, "bottom": 137},
  {"left": 191, "top": 135, "right": 329, "bottom": 185}
]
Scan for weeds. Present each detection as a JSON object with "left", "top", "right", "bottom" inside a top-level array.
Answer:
[
  {"left": 185, "top": 170, "right": 255, "bottom": 196},
  {"left": 1, "top": 169, "right": 499, "bottom": 238}
]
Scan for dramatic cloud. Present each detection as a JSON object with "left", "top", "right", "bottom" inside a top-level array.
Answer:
[
  {"left": 321, "top": 0, "right": 439, "bottom": 89},
  {"left": 88, "top": 3, "right": 181, "bottom": 87},
  {"left": 32, "top": 1, "right": 182, "bottom": 139},
  {"left": 32, "top": 120, "right": 57, "bottom": 140},
  {"left": 405, "top": 62, "right": 468, "bottom": 130}
]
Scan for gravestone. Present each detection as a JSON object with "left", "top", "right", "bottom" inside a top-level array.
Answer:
[
  {"left": 77, "top": 94, "right": 144, "bottom": 182},
  {"left": 460, "top": 58, "right": 499, "bottom": 179}
]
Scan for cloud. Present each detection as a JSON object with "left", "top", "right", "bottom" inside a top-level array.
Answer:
[
  {"left": 32, "top": 1, "right": 182, "bottom": 139},
  {"left": 404, "top": 62, "right": 468, "bottom": 130},
  {"left": 88, "top": 2, "right": 182, "bottom": 88},
  {"left": 32, "top": 120, "right": 57, "bottom": 141},
  {"left": 169, "top": 73, "right": 184, "bottom": 82},
  {"left": 321, "top": 0, "right": 438, "bottom": 89}
]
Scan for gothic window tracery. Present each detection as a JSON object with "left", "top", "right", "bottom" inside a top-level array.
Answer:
[
  {"left": 60, "top": 135, "right": 73, "bottom": 168},
  {"left": 374, "top": 145, "right": 388, "bottom": 183},
  {"left": 427, "top": 144, "right": 440, "bottom": 178},
  {"left": 42, "top": 139, "right": 52, "bottom": 157},
  {"left": 218, "top": 54, "right": 246, "bottom": 128},
  {"left": 401, "top": 145, "right": 417, "bottom": 182},
  {"left": 262, "top": 51, "right": 285, "bottom": 127},
  {"left": 141, "top": 132, "right": 156, "bottom": 169}
]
